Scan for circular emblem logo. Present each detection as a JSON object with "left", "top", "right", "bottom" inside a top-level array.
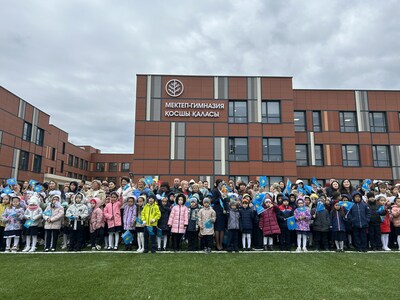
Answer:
[{"left": 165, "top": 79, "right": 184, "bottom": 97}]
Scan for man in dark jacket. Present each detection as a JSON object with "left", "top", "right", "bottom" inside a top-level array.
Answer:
[
  {"left": 347, "top": 191, "right": 370, "bottom": 252},
  {"left": 367, "top": 192, "right": 386, "bottom": 251}
]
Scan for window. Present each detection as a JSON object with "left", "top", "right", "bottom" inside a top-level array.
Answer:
[
  {"left": 33, "top": 155, "right": 42, "bottom": 173},
  {"left": 372, "top": 145, "right": 390, "bottom": 167},
  {"left": 229, "top": 138, "right": 248, "bottom": 161},
  {"left": 109, "top": 162, "right": 118, "bottom": 172},
  {"left": 60, "top": 160, "right": 64, "bottom": 173},
  {"left": 262, "top": 101, "right": 281, "bottom": 123},
  {"left": 84, "top": 160, "right": 89, "bottom": 171},
  {"left": 339, "top": 112, "right": 357, "bottom": 132},
  {"left": 19, "top": 151, "right": 29, "bottom": 171},
  {"left": 74, "top": 157, "right": 79, "bottom": 168},
  {"left": 369, "top": 112, "right": 387, "bottom": 133},
  {"left": 96, "top": 163, "right": 105, "bottom": 172},
  {"left": 49, "top": 167, "right": 54, "bottom": 174},
  {"left": 51, "top": 148, "right": 56, "bottom": 161},
  {"left": 296, "top": 145, "right": 308, "bottom": 166},
  {"left": 313, "top": 111, "right": 321, "bottom": 132},
  {"left": 80, "top": 158, "right": 84, "bottom": 169},
  {"left": 62, "top": 142, "right": 66, "bottom": 154},
  {"left": 68, "top": 154, "right": 73, "bottom": 166},
  {"left": 107, "top": 177, "right": 117, "bottom": 183},
  {"left": 67, "top": 172, "right": 73, "bottom": 178},
  {"left": 228, "top": 101, "right": 247, "bottom": 123},
  {"left": 294, "top": 111, "right": 306, "bottom": 131},
  {"left": 121, "top": 163, "right": 130, "bottom": 172},
  {"left": 23, "top": 122, "right": 32, "bottom": 141},
  {"left": 229, "top": 176, "right": 249, "bottom": 185},
  {"left": 315, "top": 145, "right": 324, "bottom": 166},
  {"left": 342, "top": 145, "right": 360, "bottom": 167},
  {"left": 262, "top": 138, "right": 282, "bottom": 161},
  {"left": 36, "top": 127, "right": 44, "bottom": 146}
]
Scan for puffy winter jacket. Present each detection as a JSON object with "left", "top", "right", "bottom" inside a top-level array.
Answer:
[
  {"left": 331, "top": 209, "right": 346, "bottom": 232},
  {"left": 2, "top": 207, "right": 24, "bottom": 231},
  {"left": 312, "top": 208, "right": 331, "bottom": 232},
  {"left": 259, "top": 205, "right": 281, "bottom": 236},
  {"left": 123, "top": 204, "right": 137, "bottom": 230},
  {"left": 43, "top": 205, "right": 64, "bottom": 230},
  {"left": 66, "top": 202, "right": 89, "bottom": 230},
  {"left": 239, "top": 207, "right": 255, "bottom": 232},
  {"left": 24, "top": 207, "right": 43, "bottom": 227},
  {"left": 158, "top": 204, "right": 171, "bottom": 231},
  {"left": 347, "top": 201, "right": 370, "bottom": 228},
  {"left": 89, "top": 199, "right": 104, "bottom": 233},
  {"left": 198, "top": 207, "right": 216, "bottom": 236},
  {"left": 141, "top": 203, "right": 161, "bottom": 226},
  {"left": 294, "top": 207, "right": 312, "bottom": 231},
  {"left": 168, "top": 204, "right": 188, "bottom": 233},
  {"left": 277, "top": 204, "right": 293, "bottom": 228},
  {"left": 367, "top": 201, "right": 385, "bottom": 225},
  {"left": 227, "top": 208, "right": 240, "bottom": 230},
  {"left": 103, "top": 197, "right": 124, "bottom": 229}
]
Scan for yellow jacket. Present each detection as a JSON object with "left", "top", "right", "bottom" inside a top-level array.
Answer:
[
  {"left": 0, "top": 203, "right": 9, "bottom": 227},
  {"left": 141, "top": 203, "right": 161, "bottom": 226}
]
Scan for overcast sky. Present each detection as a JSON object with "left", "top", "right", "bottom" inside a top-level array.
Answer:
[{"left": 1, "top": 0, "right": 399, "bottom": 153}]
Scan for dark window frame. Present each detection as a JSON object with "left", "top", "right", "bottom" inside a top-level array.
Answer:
[
  {"left": 262, "top": 138, "right": 283, "bottom": 162},
  {"left": 228, "top": 101, "right": 248, "bottom": 123}
]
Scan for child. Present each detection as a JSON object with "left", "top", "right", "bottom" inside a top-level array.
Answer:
[
  {"left": 43, "top": 195, "right": 64, "bottom": 252},
  {"left": 103, "top": 191, "right": 124, "bottom": 250},
  {"left": 66, "top": 192, "right": 89, "bottom": 251},
  {"left": 142, "top": 194, "right": 161, "bottom": 253},
  {"left": 341, "top": 194, "right": 353, "bottom": 249},
  {"left": 168, "top": 193, "right": 188, "bottom": 251},
  {"left": 378, "top": 196, "right": 391, "bottom": 251},
  {"left": 294, "top": 199, "right": 311, "bottom": 252},
  {"left": 239, "top": 199, "right": 255, "bottom": 251},
  {"left": 186, "top": 198, "right": 199, "bottom": 251},
  {"left": 135, "top": 195, "right": 146, "bottom": 253},
  {"left": 226, "top": 201, "right": 240, "bottom": 252},
  {"left": 2, "top": 196, "right": 24, "bottom": 252},
  {"left": 89, "top": 198, "right": 104, "bottom": 251},
  {"left": 157, "top": 196, "right": 171, "bottom": 251},
  {"left": 0, "top": 194, "right": 11, "bottom": 251},
  {"left": 331, "top": 200, "right": 346, "bottom": 252},
  {"left": 391, "top": 196, "right": 400, "bottom": 251},
  {"left": 259, "top": 198, "right": 281, "bottom": 251},
  {"left": 277, "top": 196, "right": 293, "bottom": 251},
  {"left": 347, "top": 191, "right": 370, "bottom": 252},
  {"left": 312, "top": 199, "right": 331, "bottom": 251},
  {"left": 366, "top": 192, "right": 385, "bottom": 251},
  {"left": 122, "top": 195, "right": 137, "bottom": 251},
  {"left": 197, "top": 197, "right": 216, "bottom": 253},
  {"left": 23, "top": 193, "right": 43, "bottom": 252}
]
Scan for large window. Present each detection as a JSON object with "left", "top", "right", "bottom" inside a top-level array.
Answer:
[
  {"left": 342, "top": 145, "right": 360, "bottom": 167},
  {"left": 294, "top": 111, "right": 306, "bottom": 131},
  {"left": 33, "top": 155, "right": 42, "bottom": 173},
  {"left": 229, "top": 138, "right": 248, "bottom": 161},
  {"left": 68, "top": 154, "right": 73, "bottom": 166},
  {"left": 51, "top": 148, "right": 56, "bottom": 161},
  {"left": 262, "top": 138, "right": 282, "bottom": 161},
  {"left": 228, "top": 101, "right": 247, "bottom": 123},
  {"left": 74, "top": 157, "right": 79, "bottom": 168},
  {"left": 36, "top": 127, "right": 44, "bottom": 146},
  {"left": 109, "top": 162, "right": 118, "bottom": 172},
  {"left": 372, "top": 145, "right": 390, "bottom": 167},
  {"left": 313, "top": 111, "right": 322, "bottom": 132},
  {"left": 296, "top": 144, "right": 308, "bottom": 166},
  {"left": 96, "top": 162, "right": 105, "bottom": 172},
  {"left": 369, "top": 112, "right": 387, "bottom": 133},
  {"left": 315, "top": 144, "right": 324, "bottom": 166},
  {"left": 262, "top": 101, "right": 281, "bottom": 123},
  {"left": 19, "top": 150, "right": 29, "bottom": 171},
  {"left": 339, "top": 112, "right": 357, "bottom": 132},
  {"left": 121, "top": 163, "right": 130, "bottom": 172},
  {"left": 22, "top": 122, "right": 32, "bottom": 141}
]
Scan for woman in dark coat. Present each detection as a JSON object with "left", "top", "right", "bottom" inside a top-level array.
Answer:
[{"left": 211, "top": 179, "right": 229, "bottom": 250}]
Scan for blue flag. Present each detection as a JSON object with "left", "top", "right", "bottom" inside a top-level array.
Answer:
[
  {"left": 316, "top": 202, "right": 325, "bottom": 212},
  {"left": 311, "top": 177, "right": 321, "bottom": 188},
  {"left": 24, "top": 219, "right": 34, "bottom": 228},
  {"left": 43, "top": 210, "right": 52, "bottom": 217},
  {"left": 253, "top": 193, "right": 266, "bottom": 214},
  {"left": 29, "top": 179, "right": 38, "bottom": 186},
  {"left": 136, "top": 217, "right": 143, "bottom": 225},
  {"left": 377, "top": 206, "right": 385, "bottom": 213},
  {"left": 287, "top": 216, "right": 297, "bottom": 230},
  {"left": 34, "top": 185, "right": 43, "bottom": 192},
  {"left": 122, "top": 230, "right": 134, "bottom": 244},
  {"left": 144, "top": 176, "right": 153, "bottom": 185},
  {"left": 338, "top": 201, "right": 354, "bottom": 211},
  {"left": 123, "top": 184, "right": 130, "bottom": 191},
  {"left": 204, "top": 219, "right": 213, "bottom": 229},
  {"left": 284, "top": 179, "right": 292, "bottom": 195},
  {"left": 304, "top": 185, "right": 313, "bottom": 195},
  {"left": 298, "top": 187, "right": 305, "bottom": 195},
  {"left": 362, "top": 179, "right": 371, "bottom": 192},
  {"left": 259, "top": 176, "right": 267, "bottom": 188},
  {"left": 146, "top": 226, "right": 155, "bottom": 235},
  {"left": 3, "top": 187, "right": 13, "bottom": 194},
  {"left": 157, "top": 228, "right": 163, "bottom": 238},
  {"left": 7, "top": 178, "right": 17, "bottom": 185}
]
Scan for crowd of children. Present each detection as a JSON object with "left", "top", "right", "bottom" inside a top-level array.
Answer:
[{"left": 1, "top": 177, "right": 400, "bottom": 253}]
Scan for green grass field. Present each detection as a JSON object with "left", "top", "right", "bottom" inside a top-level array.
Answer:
[{"left": 0, "top": 252, "right": 399, "bottom": 299}]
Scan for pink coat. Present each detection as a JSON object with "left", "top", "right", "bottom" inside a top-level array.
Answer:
[
  {"left": 392, "top": 205, "right": 400, "bottom": 227},
  {"left": 168, "top": 205, "right": 188, "bottom": 234},
  {"left": 90, "top": 199, "right": 104, "bottom": 233},
  {"left": 103, "top": 198, "right": 123, "bottom": 229}
]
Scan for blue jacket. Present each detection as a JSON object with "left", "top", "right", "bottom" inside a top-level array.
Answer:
[
  {"left": 331, "top": 210, "right": 346, "bottom": 232},
  {"left": 239, "top": 207, "right": 255, "bottom": 231},
  {"left": 347, "top": 201, "right": 370, "bottom": 228}
]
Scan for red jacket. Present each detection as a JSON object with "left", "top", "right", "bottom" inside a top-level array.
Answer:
[
  {"left": 259, "top": 204, "right": 281, "bottom": 236},
  {"left": 380, "top": 208, "right": 390, "bottom": 233}
]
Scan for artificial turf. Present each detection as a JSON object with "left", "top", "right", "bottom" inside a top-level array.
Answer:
[{"left": 0, "top": 252, "right": 398, "bottom": 299}]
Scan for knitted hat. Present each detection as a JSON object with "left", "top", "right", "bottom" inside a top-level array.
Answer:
[
  {"left": 242, "top": 199, "right": 249, "bottom": 204},
  {"left": 242, "top": 193, "right": 252, "bottom": 200},
  {"left": 203, "top": 197, "right": 211, "bottom": 204}
]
